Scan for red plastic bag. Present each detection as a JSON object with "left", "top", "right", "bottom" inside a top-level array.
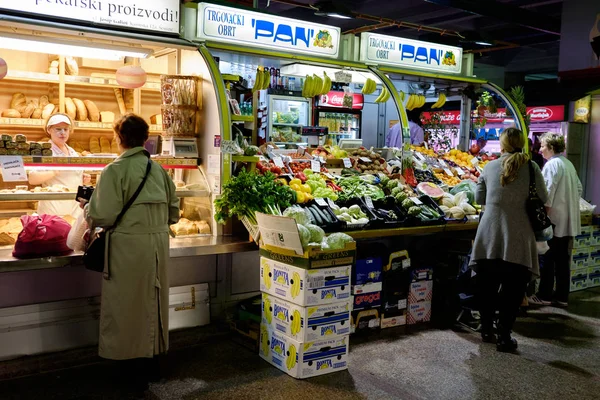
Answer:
[{"left": 12, "top": 214, "right": 73, "bottom": 258}]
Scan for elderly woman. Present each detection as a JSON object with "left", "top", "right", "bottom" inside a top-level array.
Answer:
[
  {"left": 470, "top": 128, "right": 548, "bottom": 352},
  {"left": 83, "top": 114, "right": 179, "bottom": 387},
  {"left": 531, "top": 133, "right": 582, "bottom": 307}
]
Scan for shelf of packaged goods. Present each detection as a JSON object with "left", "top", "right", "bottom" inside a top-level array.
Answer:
[
  {"left": 0, "top": 118, "right": 162, "bottom": 132},
  {"left": 272, "top": 123, "right": 302, "bottom": 127},
  {"left": 346, "top": 221, "right": 479, "bottom": 239},
  {"left": 21, "top": 156, "right": 200, "bottom": 169},
  {"left": 0, "top": 189, "right": 209, "bottom": 201},
  {"left": 231, "top": 115, "right": 255, "bottom": 122},
  {"left": 2, "top": 70, "right": 161, "bottom": 91}
]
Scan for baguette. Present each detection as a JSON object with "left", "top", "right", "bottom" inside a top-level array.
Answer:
[
  {"left": 2, "top": 109, "right": 21, "bottom": 118},
  {"left": 113, "top": 88, "right": 127, "bottom": 115}
]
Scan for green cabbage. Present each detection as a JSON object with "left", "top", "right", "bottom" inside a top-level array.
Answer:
[
  {"left": 324, "top": 232, "right": 354, "bottom": 250},
  {"left": 305, "top": 224, "right": 325, "bottom": 243},
  {"left": 283, "top": 206, "right": 311, "bottom": 226},
  {"left": 297, "top": 224, "right": 311, "bottom": 248}
]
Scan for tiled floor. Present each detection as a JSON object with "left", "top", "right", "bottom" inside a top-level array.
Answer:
[{"left": 0, "top": 288, "right": 599, "bottom": 400}]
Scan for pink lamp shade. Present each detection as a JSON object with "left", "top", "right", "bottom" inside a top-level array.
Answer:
[
  {"left": 0, "top": 58, "right": 7, "bottom": 80},
  {"left": 116, "top": 65, "right": 147, "bottom": 89}
]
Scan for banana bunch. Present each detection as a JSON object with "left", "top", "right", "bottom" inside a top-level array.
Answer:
[
  {"left": 263, "top": 294, "right": 272, "bottom": 324},
  {"left": 262, "top": 259, "right": 272, "bottom": 290},
  {"left": 260, "top": 325, "right": 270, "bottom": 357},
  {"left": 431, "top": 93, "right": 447, "bottom": 109},
  {"left": 362, "top": 78, "right": 377, "bottom": 95},
  {"left": 406, "top": 94, "right": 426, "bottom": 110},
  {"left": 290, "top": 272, "right": 301, "bottom": 298},
  {"left": 290, "top": 309, "right": 302, "bottom": 336},
  {"left": 252, "top": 67, "right": 271, "bottom": 92},
  {"left": 286, "top": 344, "right": 297, "bottom": 371},
  {"left": 375, "top": 87, "right": 391, "bottom": 103},
  {"left": 321, "top": 72, "right": 332, "bottom": 95},
  {"left": 302, "top": 72, "right": 331, "bottom": 98}
]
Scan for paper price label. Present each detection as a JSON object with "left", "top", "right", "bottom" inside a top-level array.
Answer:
[
  {"left": 456, "top": 168, "right": 465, "bottom": 176},
  {"left": 360, "top": 157, "right": 372, "bottom": 163},
  {"left": 315, "top": 198, "right": 327, "bottom": 207},
  {"left": 298, "top": 145, "right": 306, "bottom": 154},
  {"left": 319, "top": 156, "right": 325, "bottom": 163},
  {"left": 324, "top": 173, "right": 334, "bottom": 179},
  {"left": 364, "top": 196, "right": 374, "bottom": 209},
  {"left": 410, "top": 197, "right": 423, "bottom": 205},
  {"left": 273, "top": 157, "right": 284, "bottom": 167},
  {"left": 424, "top": 142, "right": 429, "bottom": 150},
  {"left": 327, "top": 198, "right": 336, "bottom": 208},
  {"left": 414, "top": 152, "right": 425, "bottom": 161},
  {"left": 343, "top": 158, "right": 352, "bottom": 168},
  {"left": 386, "top": 164, "right": 395, "bottom": 174},
  {"left": 311, "top": 160, "right": 321, "bottom": 172},
  {"left": 444, "top": 168, "right": 454, "bottom": 177},
  {"left": 439, "top": 159, "right": 448, "bottom": 167},
  {"left": 471, "top": 157, "right": 479, "bottom": 166},
  {"left": 402, "top": 258, "right": 411, "bottom": 268},
  {"left": 0, "top": 156, "right": 27, "bottom": 182}
]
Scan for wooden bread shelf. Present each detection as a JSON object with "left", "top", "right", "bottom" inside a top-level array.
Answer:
[
  {"left": 3, "top": 70, "right": 160, "bottom": 91},
  {"left": 0, "top": 118, "right": 162, "bottom": 132}
]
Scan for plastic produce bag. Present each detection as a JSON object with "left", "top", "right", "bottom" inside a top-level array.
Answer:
[
  {"left": 66, "top": 213, "right": 89, "bottom": 252},
  {"left": 13, "top": 214, "right": 73, "bottom": 258},
  {"left": 580, "top": 198, "right": 597, "bottom": 214},
  {"left": 450, "top": 180, "right": 477, "bottom": 204}
]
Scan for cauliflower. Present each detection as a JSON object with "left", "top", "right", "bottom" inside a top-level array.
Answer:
[{"left": 283, "top": 206, "right": 311, "bottom": 226}]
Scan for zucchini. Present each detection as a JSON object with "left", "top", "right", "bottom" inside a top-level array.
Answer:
[
  {"left": 309, "top": 206, "right": 324, "bottom": 225},
  {"left": 313, "top": 205, "right": 330, "bottom": 224},
  {"left": 318, "top": 207, "right": 334, "bottom": 224},
  {"left": 305, "top": 206, "right": 317, "bottom": 224}
]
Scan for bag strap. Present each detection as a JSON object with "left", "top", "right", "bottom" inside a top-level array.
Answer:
[
  {"left": 528, "top": 160, "right": 538, "bottom": 197},
  {"left": 110, "top": 157, "right": 152, "bottom": 230}
]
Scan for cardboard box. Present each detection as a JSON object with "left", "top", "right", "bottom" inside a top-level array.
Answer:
[
  {"left": 571, "top": 247, "right": 591, "bottom": 269},
  {"left": 352, "top": 291, "right": 382, "bottom": 311},
  {"left": 380, "top": 251, "right": 411, "bottom": 329},
  {"left": 591, "top": 229, "right": 600, "bottom": 247},
  {"left": 350, "top": 308, "right": 381, "bottom": 333},
  {"left": 587, "top": 266, "right": 600, "bottom": 287},
  {"left": 573, "top": 231, "right": 591, "bottom": 249},
  {"left": 409, "top": 280, "right": 434, "bottom": 303},
  {"left": 257, "top": 212, "right": 356, "bottom": 269},
  {"left": 261, "top": 293, "right": 351, "bottom": 342},
  {"left": 260, "top": 257, "right": 351, "bottom": 307},
  {"left": 589, "top": 247, "right": 600, "bottom": 267},
  {"left": 352, "top": 257, "right": 383, "bottom": 295},
  {"left": 570, "top": 269, "right": 589, "bottom": 292},
  {"left": 259, "top": 324, "right": 349, "bottom": 379},
  {"left": 407, "top": 301, "right": 432, "bottom": 324}
]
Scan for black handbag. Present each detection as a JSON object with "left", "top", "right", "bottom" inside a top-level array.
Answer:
[
  {"left": 525, "top": 160, "right": 552, "bottom": 232},
  {"left": 83, "top": 158, "right": 152, "bottom": 277}
]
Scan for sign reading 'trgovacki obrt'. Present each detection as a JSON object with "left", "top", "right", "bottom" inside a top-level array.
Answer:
[
  {"left": 196, "top": 3, "right": 341, "bottom": 58},
  {"left": 0, "top": 0, "right": 180, "bottom": 35},
  {"left": 359, "top": 32, "right": 463, "bottom": 74}
]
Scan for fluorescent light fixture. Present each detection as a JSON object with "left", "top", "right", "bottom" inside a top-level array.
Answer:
[
  {"left": 314, "top": 1, "right": 354, "bottom": 20},
  {"left": 0, "top": 33, "right": 153, "bottom": 61},
  {"left": 280, "top": 63, "right": 381, "bottom": 85},
  {"left": 475, "top": 41, "right": 493, "bottom": 46},
  {"left": 316, "top": 12, "right": 352, "bottom": 19}
]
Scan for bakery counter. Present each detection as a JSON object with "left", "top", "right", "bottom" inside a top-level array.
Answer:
[{"left": 0, "top": 236, "right": 257, "bottom": 273}]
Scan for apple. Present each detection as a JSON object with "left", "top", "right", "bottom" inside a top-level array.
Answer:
[{"left": 470, "top": 144, "right": 481, "bottom": 155}]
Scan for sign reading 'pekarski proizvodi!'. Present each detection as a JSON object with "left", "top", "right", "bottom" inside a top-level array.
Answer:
[
  {"left": 195, "top": 3, "right": 341, "bottom": 58},
  {"left": 0, "top": 0, "right": 180, "bottom": 34}
]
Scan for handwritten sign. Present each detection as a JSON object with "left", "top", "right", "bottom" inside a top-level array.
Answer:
[
  {"left": 0, "top": 156, "right": 27, "bottom": 182},
  {"left": 273, "top": 157, "right": 284, "bottom": 168},
  {"left": 311, "top": 160, "right": 321, "bottom": 172},
  {"left": 343, "top": 158, "right": 352, "bottom": 168},
  {"left": 364, "top": 196, "right": 374, "bottom": 209},
  {"left": 444, "top": 168, "right": 454, "bottom": 177}
]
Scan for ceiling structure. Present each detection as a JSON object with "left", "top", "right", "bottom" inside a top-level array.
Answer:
[{"left": 198, "top": 0, "right": 564, "bottom": 84}]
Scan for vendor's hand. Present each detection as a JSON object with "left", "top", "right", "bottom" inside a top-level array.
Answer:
[
  {"left": 77, "top": 197, "right": 89, "bottom": 209},
  {"left": 83, "top": 173, "right": 91, "bottom": 185}
]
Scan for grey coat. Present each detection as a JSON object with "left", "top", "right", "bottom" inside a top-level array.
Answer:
[{"left": 470, "top": 155, "right": 548, "bottom": 276}]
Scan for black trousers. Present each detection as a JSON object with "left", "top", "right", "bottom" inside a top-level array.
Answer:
[
  {"left": 539, "top": 236, "right": 572, "bottom": 303},
  {"left": 477, "top": 260, "right": 531, "bottom": 336}
]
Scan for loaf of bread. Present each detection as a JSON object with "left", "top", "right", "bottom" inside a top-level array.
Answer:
[
  {"left": 123, "top": 89, "right": 134, "bottom": 111},
  {"left": 114, "top": 88, "right": 127, "bottom": 115},
  {"left": 22, "top": 101, "right": 36, "bottom": 118},
  {"left": 39, "top": 95, "right": 49, "bottom": 108},
  {"left": 150, "top": 114, "right": 162, "bottom": 125},
  {"left": 72, "top": 98, "right": 87, "bottom": 121},
  {"left": 100, "top": 137, "right": 111, "bottom": 153},
  {"left": 71, "top": 141, "right": 85, "bottom": 153},
  {"left": 111, "top": 140, "right": 119, "bottom": 154},
  {"left": 64, "top": 98, "right": 77, "bottom": 120},
  {"left": 196, "top": 220, "right": 211, "bottom": 234},
  {"left": 2, "top": 109, "right": 21, "bottom": 118},
  {"left": 49, "top": 60, "right": 59, "bottom": 74},
  {"left": 100, "top": 111, "right": 115, "bottom": 123},
  {"left": 171, "top": 218, "right": 199, "bottom": 236},
  {"left": 65, "top": 56, "right": 79, "bottom": 76},
  {"left": 42, "top": 104, "right": 56, "bottom": 120},
  {"left": 10, "top": 93, "right": 27, "bottom": 113},
  {"left": 89, "top": 137, "right": 101, "bottom": 154},
  {"left": 31, "top": 106, "right": 43, "bottom": 119},
  {"left": 83, "top": 100, "right": 100, "bottom": 122}
]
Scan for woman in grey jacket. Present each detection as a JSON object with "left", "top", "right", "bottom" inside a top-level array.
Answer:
[{"left": 470, "top": 128, "right": 548, "bottom": 352}]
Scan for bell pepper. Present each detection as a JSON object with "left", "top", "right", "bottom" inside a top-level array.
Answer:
[
  {"left": 295, "top": 191, "right": 306, "bottom": 204},
  {"left": 290, "top": 183, "right": 302, "bottom": 192},
  {"left": 300, "top": 184, "right": 312, "bottom": 194},
  {"left": 289, "top": 178, "right": 302, "bottom": 186},
  {"left": 295, "top": 172, "right": 307, "bottom": 183}
]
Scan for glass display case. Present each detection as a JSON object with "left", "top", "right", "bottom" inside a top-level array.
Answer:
[{"left": 267, "top": 94, "right": 312, "bottom": 145}]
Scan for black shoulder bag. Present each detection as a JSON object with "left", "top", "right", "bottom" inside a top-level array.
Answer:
[
  {"left": 525, "top": 160, "right": 552, "bottom": 232},
  {"left": 83, "top": 158, "right": 152, "bottom": 277}
]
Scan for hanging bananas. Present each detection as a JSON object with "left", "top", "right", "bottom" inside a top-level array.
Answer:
[
  {"left": 362, "top": 78, "right": 377, "bottom": 95},
  {"left": 312, "top": 74, "right": 324, "bottom": 97},
  {"left": 252, "top": 67, "right": 263, "bottom": 93},
  {"left": 431, "top": 93, "right": 447, "bottom": 109},
  {"left": 406, "top": 94, "right": 426, "bottom": 110},
  {"left": 321, "top": 72, "right": 332, "bottom": 95},
  {"left": 374, "top": 87, "right": 391, "bottom": 103},
  {"left": 262, "top": 69, "right": 271, "bottom": 90}
]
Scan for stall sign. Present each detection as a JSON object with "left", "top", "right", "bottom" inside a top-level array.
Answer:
[
  {"left": 0, "top": 0, "right": 180, "bottom": 35},
  {"left": 319, "top": 91, "right": 364, "bottom": 110},
  {"left": 196, "top": 3, "right": 341, "bottom": 58},
  {"left": 421, "top": 105, "right": 565, "bottom": 125},
  {"left": 359, "top": 32, "right": 463, "bottom": 74}
]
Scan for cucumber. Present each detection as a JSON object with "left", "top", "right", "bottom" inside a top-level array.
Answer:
[
  {"left": 317, "top": 206, "right": 334, "bottom": 224},
  {"left": 309, "top": 206, "right": 324, "bottom": 225},
  {"left": 305, "top": 206, "right": 317, "bottom": 224},
  {"left": 313, "top": 205, "right": 330, "bottom": 225}
]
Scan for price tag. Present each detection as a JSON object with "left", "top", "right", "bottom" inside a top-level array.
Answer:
[
  {"left": 0, "top": 156, "right": 27, "bottom": 182},
  {"left": 364, "top": 196, "right": 374, "bottom": 209},
  {"left": 471, "top": 157, "right": 479, "bottom": 166},
  {"left": 311, "top": 160, "right": 320, "bottom": 172},
  {"left": 444, "top": 168, "right": 454, "bottom": 177},
  {"left": 343, "top": 158, "right": 352, "bottom": 168},
  {"left": 327, "top": 198, "right": 336, "bottom": 208},
  {"left": 378, "top": 173, "right": 386, "bottom": 180},
  {"left": 319, "top": 156, "right": 325, "bottom": 163},
  {"left": 398, "top": 299, "right": 407, "bottom": 309},
  {"left": 439, "top": 159, "right": 448, "bottom": 167},
  {"left": 258, "top": 155, "right": 267, "bottom": 162},
  {"left": 456, "top": 168, "right": 465, "bottom": 176},
  {"left": 273, "top": 157, "right": 284, "bottom": 168},
  {"left": 298, "top": 145, "right": 306, "bottom": 154},
  {"left": 414, "top": 152, "right": 425, "bottom": 161},
  {"left": 315, "top": 197, "right": 327, "bottom": 207},
  {"left": 324, "top": 173, "right": 334, "bottom": 179},
  {"left": 402, "top": 258, "right": 411, "bottom": 268},
  {"left": 360, "top": 157, "right": 372, "bottom": 163},
  {"left": 410, "top": 197, "right": 423, "bottom": 205}
]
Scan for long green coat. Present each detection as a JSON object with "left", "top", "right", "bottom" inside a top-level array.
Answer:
[{"left": 87, "top": 147, "right": 179, "bottom": 360}]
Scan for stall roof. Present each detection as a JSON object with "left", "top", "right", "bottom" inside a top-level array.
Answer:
[{"left": 378, "top": 66, "right": 487, "bottom": 85}]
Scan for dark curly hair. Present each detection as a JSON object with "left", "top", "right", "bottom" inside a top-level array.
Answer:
[{"left": 113, "top": 113, "right": 149, "bottom": 149}]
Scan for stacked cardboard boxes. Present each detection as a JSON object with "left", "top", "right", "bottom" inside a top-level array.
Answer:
[
  {"left": 571, "top": 226, "right": 595, "bottom": 292},
  {"left": 380, "top": 251, "right": 411, "bottom": 329},
  {"left": 351, "top": 256, "right": 383, "bottom": 333},
  {"left": 257, "top": 213, "right": 355, "bottom": 379},
  {"left": 407, "top": 268, "right": 434, "bottom": 324}
]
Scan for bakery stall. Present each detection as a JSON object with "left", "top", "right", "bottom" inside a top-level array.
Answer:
[{"left": 0, "top": 2, "right": 257, "bottom": 361}]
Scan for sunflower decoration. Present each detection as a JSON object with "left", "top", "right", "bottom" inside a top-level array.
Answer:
[{"left": 313, "top": 30, "right": 333, "bottom": 48}]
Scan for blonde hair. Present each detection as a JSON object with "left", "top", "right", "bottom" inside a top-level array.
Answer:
[
  {"left": 540, "top": 132, "right": 565, "bottom": 154},
  {"left": 500, "top": 127, "right": 530, "bottom": 186},
  {"left": 44, "top": 112, "right": 74, "bottom": 138}
]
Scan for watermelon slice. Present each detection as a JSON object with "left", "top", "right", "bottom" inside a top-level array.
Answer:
[{"left": 416, "top": 182, "right": 445, "bottom": 200}]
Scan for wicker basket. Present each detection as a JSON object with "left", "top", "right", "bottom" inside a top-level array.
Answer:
[
  {"left": 161, "top": 75, "right": 199, "bottom": 106},
  {"left": 161, "top": 104, "right": 198, "bottom": 138}
]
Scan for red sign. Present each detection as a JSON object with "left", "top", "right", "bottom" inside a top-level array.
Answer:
[
  {"left": 319, "top": 91, "right": 364, "bottom": 110},
  {"left": 422, "top": 105, "right": 564, "bottom": 125}
]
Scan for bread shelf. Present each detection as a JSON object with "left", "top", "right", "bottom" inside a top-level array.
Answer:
[
  {"left": 0, "top": 189, "right": 209, "bottom": 201},
  {"left": 20, "top": 156, "right": 200, "bottom": 169},
  {"left": 0, "top": 118, "right": 162, "bottom": 132},
  {"left": 3, "top": 70, "right": 160, "bottom": 91}
]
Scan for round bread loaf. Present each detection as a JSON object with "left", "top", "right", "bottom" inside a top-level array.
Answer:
[
  {"left": 2, "top": 109, "right": 21, "bottom": 118},
  {"left": 64, "top": 98, "right": 77, "bottom": 120},
  {"left": 41, "top": 104, "right": 56, "bottom": 120},
  {"left": 83, "top": 100, "right": 100, "bottom": 122},
  {"left": 72, "top": 98, "right": 87, "bottom": 121},
  {"left": 10, "top": 93, "right": 27, "bottom": 113}
]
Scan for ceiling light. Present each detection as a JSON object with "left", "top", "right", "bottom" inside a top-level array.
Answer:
[
  {"left": 0, "top": 33, "right": 153, "bottom": 61},
  {"left": 475, "top": 41, "right": 493, "bottom": 46},
  {"left": 321, "top": 12, "right": 353, "bottom": 19},
  {"left": 313, "top": 1, "right": 354, "bottom": 20}
]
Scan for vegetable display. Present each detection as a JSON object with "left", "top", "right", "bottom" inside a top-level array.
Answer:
[{"left": 337, "top": 176, "right": 385, "bottom": 202}]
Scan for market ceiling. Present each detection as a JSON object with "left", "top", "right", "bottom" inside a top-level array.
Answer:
[{"left": 197, "top": 0, "right": 563, "bottom": 77}]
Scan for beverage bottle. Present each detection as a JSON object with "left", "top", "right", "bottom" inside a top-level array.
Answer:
[
  {"left": 289, "top": 77, "right": 296, "bottom": 91},
  {"left": 270, "top": 67, "right": 276, "bottom": 89}
]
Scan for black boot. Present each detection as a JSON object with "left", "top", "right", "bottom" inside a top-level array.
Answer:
[
  {"left": 481, "top": 330, "right": 497, "bottom": 344},
  {"left": 496, "top": 327, "right": 518, "bottom": 353}
]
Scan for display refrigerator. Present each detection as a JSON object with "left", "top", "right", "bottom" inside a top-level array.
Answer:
[
  {"left": 267, "top": 94, "right": 312, "bottom": 146},
  {"left": 315, "top": 90, "right": 364, "bottom": 145}
]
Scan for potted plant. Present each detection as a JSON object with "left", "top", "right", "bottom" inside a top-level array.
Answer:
[{"left": 476, "top": 91, "right": 497, "bottom": 116}]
